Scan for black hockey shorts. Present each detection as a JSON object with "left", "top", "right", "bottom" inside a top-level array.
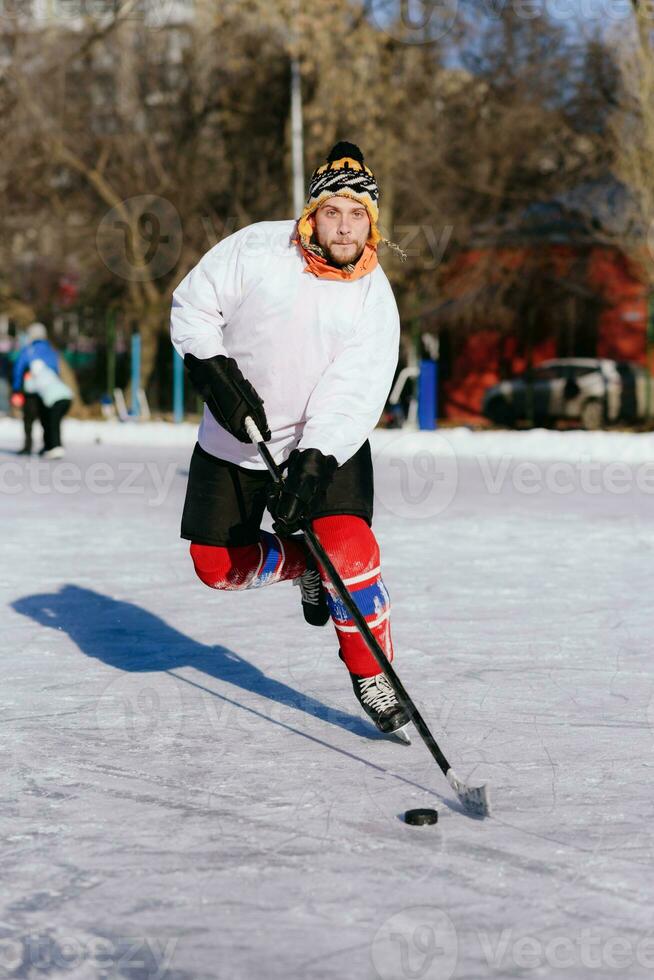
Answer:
[{"left": 181, "top": 440, "right": 374, "bottom": 547}]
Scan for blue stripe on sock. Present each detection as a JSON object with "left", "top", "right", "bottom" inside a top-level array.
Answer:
[
  {"left": 326, "top": 579, "right": 389, "bottom": 624},
  {"left": 257, "top": 531, "right": 283, "bottom": 585}
]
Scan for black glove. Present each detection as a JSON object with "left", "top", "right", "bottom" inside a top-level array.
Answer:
[
  {"left": 268, "top": 448, "right": 338, "bottom": 535},
  {"left": 184, "top": 353, "right": 270, "bottom": 443}
]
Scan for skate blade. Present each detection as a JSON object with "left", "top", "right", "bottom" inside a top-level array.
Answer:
[{"left": 388, "top": 724, "right": 411, "bottom": 745}]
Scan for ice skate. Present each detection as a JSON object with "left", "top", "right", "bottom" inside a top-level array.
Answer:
[
  {"left": 350, "top": 671, "right": 411, "bottom": 743},
  {"left": 295, "top": 556, "right": 330, "bottom": 627}
]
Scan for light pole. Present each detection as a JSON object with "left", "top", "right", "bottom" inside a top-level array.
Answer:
[
  {"left": 290, "top": 53, "right": 305, "bottom": 216},
  {"left": 289, "top": 0, "right": 305, "bottom": 216}
]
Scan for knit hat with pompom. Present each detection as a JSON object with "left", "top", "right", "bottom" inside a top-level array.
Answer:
[{"left": 297, "top": 141, "right": 381, "bottom": 249}]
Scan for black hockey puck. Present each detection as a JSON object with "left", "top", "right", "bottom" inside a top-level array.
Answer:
[{"left": 404, "top": 808, "right": 438, "bottom": 826}]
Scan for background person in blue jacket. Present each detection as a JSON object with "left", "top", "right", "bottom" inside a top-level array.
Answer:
[
  {"left": 11, "top": 322, "right": 63, "bottom": 455},
  {"left": 23, "top": 359, "right": 73, "bottom": 458}
]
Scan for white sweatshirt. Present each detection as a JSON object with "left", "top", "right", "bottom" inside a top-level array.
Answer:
[
  {"left": 24, "top": 359, "right": 73, "bottom": 407},
  {"left": 170, "top": 219, "right": 400, "bottom": 469}
]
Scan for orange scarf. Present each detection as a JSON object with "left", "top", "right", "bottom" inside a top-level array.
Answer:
[{"left": 294, "top": 239, "right": 379, "bottom": 282}]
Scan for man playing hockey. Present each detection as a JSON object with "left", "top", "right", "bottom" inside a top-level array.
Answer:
[{"left": 171, "top": 141, "right": 409, "bottom": 740}]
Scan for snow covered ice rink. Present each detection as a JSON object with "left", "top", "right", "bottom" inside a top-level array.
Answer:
[{"left": 2, "top": 419, "right": 654, "bottom": 979}]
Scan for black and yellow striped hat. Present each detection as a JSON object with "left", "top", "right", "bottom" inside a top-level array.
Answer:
[{"left": 297, "top": 141, "right": 381, "bottom": 249}]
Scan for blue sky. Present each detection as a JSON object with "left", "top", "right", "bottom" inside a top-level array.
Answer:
[{"left": 365, "top": 0, "right": 634, "bottom": 44}]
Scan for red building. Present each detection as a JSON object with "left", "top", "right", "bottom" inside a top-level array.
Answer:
[{"left": 427, "top": 183, "right": 651, "bottom": 422}]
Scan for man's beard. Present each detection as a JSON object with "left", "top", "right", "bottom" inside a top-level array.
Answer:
[{"left": 322, "top": 240, "right": 366, "bottom": 269}]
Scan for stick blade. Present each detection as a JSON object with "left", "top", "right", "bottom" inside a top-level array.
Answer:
[{"left": 447, "top": 770, "right": 491, "bottom": 817}]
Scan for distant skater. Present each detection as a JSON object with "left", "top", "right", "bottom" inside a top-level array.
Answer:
[{"left": 12, "top": 323, "right": 73, "bottom": 458}]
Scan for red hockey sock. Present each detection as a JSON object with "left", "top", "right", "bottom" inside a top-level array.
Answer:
[
  {"left": 311, "top": 515, "right": 394, "bottom": 677},
  {"left": 190, "top": 531, "right": 306, "bottom": 590}
]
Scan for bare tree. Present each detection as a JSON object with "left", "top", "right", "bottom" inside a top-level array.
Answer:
[
  {"left": 609, "top": 2, "right": 654, "bottom": 281},
  {"left": 392, "top": 3, "right": 608, "bottom": 347},
  {"left": 0, "top": 0, "right": 622, "bottom": 403},
  {"left": 0, "top": 0, "right": 300, "bottom": 388}
]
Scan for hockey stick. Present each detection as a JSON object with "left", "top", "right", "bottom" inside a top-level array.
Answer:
[{"left": 244, "top": 417, "right": 490, "bottom": 818}]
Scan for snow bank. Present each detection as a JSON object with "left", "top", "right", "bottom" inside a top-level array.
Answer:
[
  {"left": 1, "top": 415, "right": 653, "bottom": 463},
  {"left": 372, "top": 426, "right": 654, "bottom": 465},
  {"left": 0, "top": 416, "right": 199, "bottom": 448}
]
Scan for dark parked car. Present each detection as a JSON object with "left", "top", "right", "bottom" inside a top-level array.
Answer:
[{"left": 483, "top": 358, "right": 654, "bottom": 429}]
